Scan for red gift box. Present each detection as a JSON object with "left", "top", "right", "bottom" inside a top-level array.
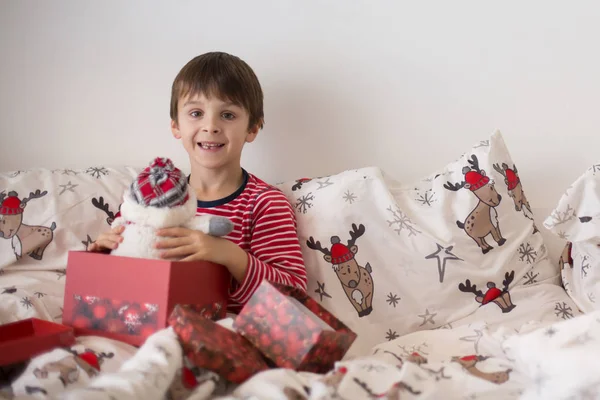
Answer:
[
  {"left": 234, "top": 281, "right": 357, "bottom": 373},
  {"left": 168, "top": 304, "right": 270, "bottom": 383},
  {"left": 0, "top": 318, "right": 75, "bottom": 366},
  {"left": 62, "top": 251, "right": 230, "bottom": 346}
]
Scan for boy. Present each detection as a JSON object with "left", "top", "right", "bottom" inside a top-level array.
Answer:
[{"left": 89, "top": 52, "right": 307, "bottom": 314}]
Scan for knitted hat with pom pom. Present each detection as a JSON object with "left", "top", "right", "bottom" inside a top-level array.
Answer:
[{"left": 129, "top": 157, "right": 189, "bottom": 208}]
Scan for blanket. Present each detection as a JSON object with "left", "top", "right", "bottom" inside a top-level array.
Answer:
[{"left": 1, "top": 274, "right": 590, "bottom": 400}]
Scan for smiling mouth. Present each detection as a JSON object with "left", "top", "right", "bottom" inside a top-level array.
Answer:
[{"left": 198, "top": 142, "right": 225, "bottom": 150}]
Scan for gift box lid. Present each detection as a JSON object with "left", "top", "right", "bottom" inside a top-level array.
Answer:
[
  {"left": 168, "top": 304, "right": 270, "bottom": 383},
  {"left": 0, "top": 318, "right": 76, "bottom": 366}
]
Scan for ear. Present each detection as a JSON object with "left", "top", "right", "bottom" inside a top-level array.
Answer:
[
  {"left": 245, "top": 123, "right": 260, "bottom": 144},
  {"left": 350, "top": 245, "right": 358, "bottom": 255},
  {"left": 171, "top": 119, "right": 181, "bottom": 139},
  {"left": 464, "top": 183, "right": 471, "bottom": 190},
  {"left": 324, "top": 255, "right": 332, "bottom": 263},
  {"left": 481, "top": 170, "right": 487, "bottom": 177}
]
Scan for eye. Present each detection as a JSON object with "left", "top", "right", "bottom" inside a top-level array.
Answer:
[
  {"left": 222, "top": 112, "right": 235, "bottom": 120},
  {"left": 190, "top": 110, "right": 203, "bottom": 118}
]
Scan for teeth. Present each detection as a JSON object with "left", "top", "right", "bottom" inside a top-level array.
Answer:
[{"left": 200, "top": 143, "right": 223, "bottom": 149}]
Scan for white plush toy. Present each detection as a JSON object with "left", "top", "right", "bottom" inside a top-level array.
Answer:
[{"left": 110, "top": 157, "right": 233, "bottom": 260}]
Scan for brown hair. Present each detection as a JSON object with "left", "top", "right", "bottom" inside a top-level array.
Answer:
[{"left": 170, "top": 52, "right": 264, "bottom": 130}]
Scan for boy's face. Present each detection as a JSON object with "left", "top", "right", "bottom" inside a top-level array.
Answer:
[{"left": 171, "top": 92, "right": 259, "bottom": 172}]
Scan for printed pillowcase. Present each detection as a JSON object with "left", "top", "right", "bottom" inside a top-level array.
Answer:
[
  {"left": 0, "top": 166, "right": 141, "bottom": 272},
  {"left": 276, "top": 130, "right": 557, "bottom": 357},
  {"left": 544, "top": 163, "right": 600, "bottom": 313}
]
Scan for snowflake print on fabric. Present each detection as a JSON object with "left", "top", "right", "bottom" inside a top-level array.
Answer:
[
  {"left": 385, "top": 329, "right": 399, "bottom": 341},
  {"left": 86, "top": 166, "right": 109, "bottom": 179},
  {"left": 343, "top": 190, "right": 357, "bottom": 204},
  {"left": 54, "top": 269, "right": 66, "bottom": 279},
  {"left": 425, "top": 243, "right": 463, "bottom": 283},
  {"left": 523, "top": 270, "right": 539, "bottom": 285},
  {"left": 558, "top": 231, "right": 569, "bottom": 240},
  {"left": 386, "top": 292, "right": 400, "bottom": 307},
  {"left": 58, "top": 181, "right": 78, "bottom": 195},
  {"left": 82, "top": 235, "right": 94, "bottom": 250},
  {"left": 386, "top": 206, "right": 421, "bottom": 236},
  {"left": 590, "top": 164, "right": 600, "bottom": 175},
  {"left": 555, "top": 302, "right": 574, "bottom": 320},
  {"left": 20, "top": 297, "right": 33, "bottom": 309},
  {"left": 518, "top": 243, "right": 537, "bottom": 264},
  {"left": 295, "top": 192, "right": 314, "bottom": 214},
  {"left": 314, "top": 281, "right": 332, "bottom": 302},
  {"left": 316, "top": 178, "right": 334, "bottom": 190},
  {"left": 548, "top": 204, "right": 576, "bottom": 227},
  {"left": 34, "top": 292, "right": 46, "bottom": 298},
  {"left": 582, "top": 256, "right": 591, "bottom": 278},
  {"left": 588, "top": 293, "right": 596, "bottom": 303},
  {"left": 418, "top": 309, "right": 437, "bottom": 326},
  {"left": 415, "top": 188, "right": 436, "bottom": 206},
  {"left": 474, "top": 140, "right": 490, "bottom": 148}
]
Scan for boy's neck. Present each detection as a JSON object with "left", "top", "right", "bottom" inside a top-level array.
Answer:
[{"left": 189, "top": 164, "right": 246, "bottom": 202}]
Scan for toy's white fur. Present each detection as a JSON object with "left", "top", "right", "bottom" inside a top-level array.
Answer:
[{"left": 110, "top": 185, "right": 233, "bottom": 260}]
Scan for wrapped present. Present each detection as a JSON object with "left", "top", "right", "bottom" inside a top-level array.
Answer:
[
  {"left": 0, "top": 318, "right": 75, "bottom": 366},
  {"left": 234, "top": 281, "right": 357, "bottom": 373},
  {"left": 168, "top": 304, "right": 270, "bottom": 383},
  {"left": 62, "top": 251, "right": 230, "bottom": 346}
]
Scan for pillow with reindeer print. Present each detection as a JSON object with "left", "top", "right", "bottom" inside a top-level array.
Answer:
[
  {"left": 544, "top": 162, "right": 600, "bottom": 314},
  {"left": 0, "top": 165, "right": 141, "bottom": 272},
  {"left": 275, "top": 130, "right": 561, "bottom": 358}
]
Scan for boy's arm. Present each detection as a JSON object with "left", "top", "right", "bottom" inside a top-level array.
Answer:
[{"left": 228, "top": 190, "right": 307, "bottom": 305}]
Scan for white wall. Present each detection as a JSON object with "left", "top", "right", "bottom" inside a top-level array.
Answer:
[{"left": 2, "top": 1, "right": 599, "bottom": 259}]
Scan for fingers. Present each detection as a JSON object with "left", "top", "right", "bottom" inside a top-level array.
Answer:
[
  {"left": 159, "top": 245, "right": 197, "bottom": 259},
  {"left": 87, "top": 228, "right": 124, "bottom": 252},
  {"left": 154, "top": 237, "right": 190, "bottom": 249},
  {"left": 156, "top": 227, "right": 191, "bottom": 237}
]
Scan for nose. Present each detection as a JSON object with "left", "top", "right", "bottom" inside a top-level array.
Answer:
[
  {"left": 348, "top": 280, "right": 358, "bottom": 288},
  {"left": 202, "top": 115, "right": 221, "bottom": 134}
]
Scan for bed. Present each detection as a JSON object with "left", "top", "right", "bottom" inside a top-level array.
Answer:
[{"left": 1, "top": 130, "right": 598, "bottom": 400}]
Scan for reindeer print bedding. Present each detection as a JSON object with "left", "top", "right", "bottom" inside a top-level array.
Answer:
[{"left": 1, "top": 131, "right": 598, "bottom": 399}]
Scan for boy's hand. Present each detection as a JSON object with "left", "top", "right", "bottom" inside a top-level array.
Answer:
[
  {"left": 155, "top": 227, "right": 249, "bottom": 283},
  {"left": 154, "top": 227, "right": 222, "bottom": 263},
  {"left": 88, "top": 225, "right": 125, "bottom": 253}
]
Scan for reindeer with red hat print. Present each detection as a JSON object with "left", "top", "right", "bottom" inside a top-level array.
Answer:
[
  {"left": 493, "top": 163, "right": 538, "bottom": 233},
  {"left": 458, "top": 271, "right": 516, "bottom": 313},
  {"left": 444, "top": 155, "right": 506, "bottom": 254},
  {"left": 307, "top": 223, "right": 374, "bottom": 317},
  {"left": 0, "top": 190, "right": 56, "bottom": 261}
]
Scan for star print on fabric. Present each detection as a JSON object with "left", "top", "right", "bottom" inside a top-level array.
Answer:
[
  {"left": 418, "top": 309, "right": 437, "bottom": 326},
  {"left": 422, "top": 366, "right": 450, "bottom": 381},
  {"left": 459, "top": 328, "right": 484, "bottom": 353},
  {"left": 316, "top": 178, "right": 334, "bottom": 190},
  {"left": 425, "top": 243, "right": 463, "bottom": 283},
  {"left": 58, "top": 181, "right": 78, "bottom": 195},
  {"left": 54, "top": 269, "right": 66, "bottom": 279},
  {"left": 2, "top": 286, "right": 17, "bottom": 294},
  {"left": 34, "top": 292, "right": 46, "bottom": 298},
  {"left": 386, "top": 292, "right": 400, "bottom": 307},
  {"left": 82, "top": 235, "right": 94, "bottom": 250},
  {"left": 314, "top": 281, "right": 332, "bottom": 302}
]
